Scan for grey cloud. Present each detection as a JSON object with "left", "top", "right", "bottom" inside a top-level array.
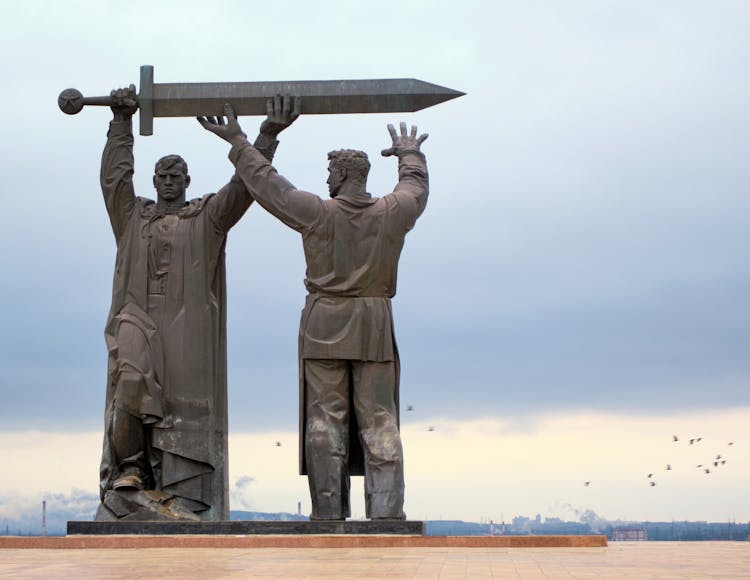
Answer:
[{"left": 1, "top": 1, "right": 749, "bottom": 431}]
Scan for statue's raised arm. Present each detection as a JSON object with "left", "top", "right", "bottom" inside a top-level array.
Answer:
[{"left": 100, "top": 84, "right": 139, "bottom": 241}]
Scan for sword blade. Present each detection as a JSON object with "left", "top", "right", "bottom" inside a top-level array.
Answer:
[{"left": 151, "top": 79, "right": 464, "bottom": 117}]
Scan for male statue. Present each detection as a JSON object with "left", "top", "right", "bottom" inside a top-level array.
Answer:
[
  {"left": 199, "top": 105, "right": 429, "bottom": 520},
  {"left": 97, "top": 88, "right": 298, "bottom": 521}
]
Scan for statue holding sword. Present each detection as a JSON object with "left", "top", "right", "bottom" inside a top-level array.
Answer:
[
  {"left": 59, "top": 66, "right": 462, "bottom": 522},
  {"left": 94, "top": 86, "right": 298, "bottom": 521}
]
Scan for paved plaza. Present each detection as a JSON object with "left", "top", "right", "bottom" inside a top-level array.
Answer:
[{"left": 1, "top": 541, "right": 748, "bottom": 578}]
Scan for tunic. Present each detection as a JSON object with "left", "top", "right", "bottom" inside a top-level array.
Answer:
[{"left": 227, "top": 142, "right": 429, "bottom": 475}]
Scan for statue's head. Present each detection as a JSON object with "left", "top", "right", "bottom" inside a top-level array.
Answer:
[
  {"left": 153, "top": 154, "right": 190, "bottom": 202},
  {"left": 326, "top": 149, "right": 370, "bottom": 198}
]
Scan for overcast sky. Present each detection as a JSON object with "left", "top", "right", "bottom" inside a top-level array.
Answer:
[{"left": 1, "top": 1, "right": 749, "bottom": 522}]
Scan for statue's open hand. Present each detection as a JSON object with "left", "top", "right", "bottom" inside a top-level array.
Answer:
[
  {"left": 110, "top": 84, "right": 138, "bottom": 119},
  {"left": 259, "top": 95, "right": 301, "bottom": 138},
  {"left": 197, "top": 104, "right": 247, "bottom": 145},
  {"left": 381, "top": 122, "right": 428, "bottom": 157}
]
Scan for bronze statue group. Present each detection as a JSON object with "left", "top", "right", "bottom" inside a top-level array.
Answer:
[{"left": 95, "top": 88, "right": 429, "bottom": 522}]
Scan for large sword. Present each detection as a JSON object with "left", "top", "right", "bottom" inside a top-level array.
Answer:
[{"left": 58, "top": 65, "right": 465, "bottom": 136}]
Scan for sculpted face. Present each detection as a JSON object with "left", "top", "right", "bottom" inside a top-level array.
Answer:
[
  {"left": 327, "top": 162, "right": 345, "bottom": 198},
  {"left": 153, "top": 165, "right": 190, "bottom": 202}
]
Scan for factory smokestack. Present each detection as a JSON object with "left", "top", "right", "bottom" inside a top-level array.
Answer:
[{"left": 42, "top": 500, "right": 47, "bottom": 536}]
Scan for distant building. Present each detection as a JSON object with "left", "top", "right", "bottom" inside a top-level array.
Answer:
[{"left": 612, "top": 527, "right": 648, "bottom": 541}]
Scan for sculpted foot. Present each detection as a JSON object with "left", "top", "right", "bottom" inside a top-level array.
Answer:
[{"left": 112, "top": 470, "right": 144, "bottom": 491}]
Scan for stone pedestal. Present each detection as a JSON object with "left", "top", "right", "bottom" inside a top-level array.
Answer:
[
  {"left": 67, "top": 520, "right": 425, "bottom": 536},
  {"left": 2, "top": 534, "right": 608, "bottom": 549}
]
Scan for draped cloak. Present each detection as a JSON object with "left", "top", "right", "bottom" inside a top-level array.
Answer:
[{"left": 98, "top": 120, "right": 274, "bottom": 520}]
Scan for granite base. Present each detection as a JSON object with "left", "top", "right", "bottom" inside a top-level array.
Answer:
[{"left": 67, "top": 520, "right": 424, "bottom": 536}]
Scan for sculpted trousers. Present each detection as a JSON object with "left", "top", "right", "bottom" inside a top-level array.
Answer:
[
  {"left": 110, "top": 316, "right": 163, "bottom": 487},
  {"left": 304, "top": 359, "right": 405, "bottom": 520},
  {"left": 111, "top": 321, "right": 152, "bottom": 483}
]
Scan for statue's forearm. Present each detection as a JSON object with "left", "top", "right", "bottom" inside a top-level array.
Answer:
[
  {"left": 101, "top": 120, "right": 136, "bottom": 239},
  {"left": 253, "top": 133, "right": 279, "bottom": 163},
  {"left": 396, "top": 151, "right": 429, "bottom": 199}
]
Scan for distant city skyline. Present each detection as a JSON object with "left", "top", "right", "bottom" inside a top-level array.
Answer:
[{"left": 5, "top": 499, "right": 748, "bottom": 540}]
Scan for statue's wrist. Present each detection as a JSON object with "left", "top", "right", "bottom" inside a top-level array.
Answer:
[
  {"left": 396, "top": 148, "right": 423, "bottom": 157},
  {"left": 259, "top": 128, "right": 282, "bottom": 140},
  {"left": 228, "top": 132, "right": 249, "bottom": 147},
  {"left": 254, "top": 132, "right": 279, "bottom": 147}
]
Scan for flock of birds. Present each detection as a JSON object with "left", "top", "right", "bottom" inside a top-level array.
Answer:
[
  {"left": 406, "top": 404, "right": 436, "bottom": 431},
  {"left": 406, "top": 405, "right": 437, "bottom": 431},
  {"left": 584, "top": 435, "right": 736, "bottom": 488},
  {"left": 270, "top": 414, "right": 737, "bottom": 489}
]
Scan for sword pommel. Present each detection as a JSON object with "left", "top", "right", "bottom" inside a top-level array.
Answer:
[{"left": 58, "top": 88, "right": 115, "bottom": 115}]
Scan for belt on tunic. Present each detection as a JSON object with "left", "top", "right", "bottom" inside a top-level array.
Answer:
[{"left": 148, "top": 277, "right": 167, "bottom": 295}]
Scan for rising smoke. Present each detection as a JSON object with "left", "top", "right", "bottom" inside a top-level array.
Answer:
[
  {"left": 549, "top": 501, "right": 618, "bottom": 532},
  {"left": 230, "top": 475, "right": 256, "bottom": 511}
]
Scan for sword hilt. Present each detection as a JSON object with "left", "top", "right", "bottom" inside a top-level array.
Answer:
[{"left": 57, "top": 65, "right": 155, "bottom": 136}]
